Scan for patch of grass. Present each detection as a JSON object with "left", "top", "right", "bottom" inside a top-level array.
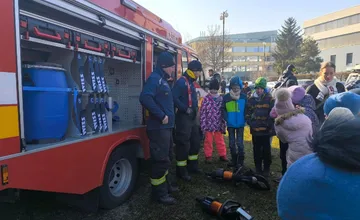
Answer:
[
  {"left": 117, "top": 127, "right": 282, "bottom": 220},
  {"left": 1, "top": 127, "right": 281, "bottom": 220}
]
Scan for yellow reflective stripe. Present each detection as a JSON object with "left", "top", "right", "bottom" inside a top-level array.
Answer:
[
  {"left": 188, "top": 154, "right": 199, "bottom": 161},
  {"left": 177, "top": 160, "right": 187, "bottom": 166},
  {"left": 150, "top": 170, "right": 169, "bottom": 186},
  {"left": 150, "top": 175, "right": 166, "bottom": 186}
]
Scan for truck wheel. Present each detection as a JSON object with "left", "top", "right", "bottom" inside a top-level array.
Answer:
[{"left": 99, "top": 145, "right": 139, "bottom": 209}]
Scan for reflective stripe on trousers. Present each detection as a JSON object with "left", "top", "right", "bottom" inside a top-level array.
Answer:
[
  {"left": 150, "top": 170, "right": 169, "bottom": 186},
  {"left": 188, "top": 154, "right": 198, "bottom": 161},
  {"left": 176, "top": 160, "right": 187, "bottom": 167}
]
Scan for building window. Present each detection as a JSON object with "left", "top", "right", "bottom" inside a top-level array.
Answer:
[
  {"left": 346, "top": 53, "right": 353, "bottom": 65},
  {"left": 232, "top": 47, "right": 246, "bottom": 52},
  {"left": 305, "top": 13, "right": 360, "bottom": 35},
  {"left": 246, "top": 56, "right": 258, "bottom": 62},
  {"left": 259, "top": 46, "right": 271, "bottom": 52},
  {"left": 317, "top": 32, "right": 360, "bottom": 50},
  {"left": 224, "top": 67, "right": 232, "bottom": 72},
  {"left": 233, "top": 56, "right": 246, "bottom": 62},
  {"left": 259, "top": 56, "right": 272, "bottom": 62},
  {"left": 246, "top": 65, "right": 259, "bottom": 72},
  {"left": 246, "top": 46, "right": 259, "bottom": 52},
  {"left": 330, "top": 55, "right": 336, "bottom": 65}
]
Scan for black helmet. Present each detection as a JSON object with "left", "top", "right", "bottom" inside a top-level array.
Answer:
[{"left": 285, "top": 64, "right": 296, "bottom": 74}]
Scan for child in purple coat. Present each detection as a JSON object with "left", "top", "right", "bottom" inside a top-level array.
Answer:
[{"left": 200, "top": 79, "right": 228, "bottom": 163}]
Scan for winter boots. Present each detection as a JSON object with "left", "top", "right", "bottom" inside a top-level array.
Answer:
[
  {"left": 151, "top": 183, "right": 176, "bottom": 205},
  {"left": 228, "top": 153, "right": 244, "bottom": 170},
  {"left": 176, "top": 166, "right": 191, "bottom": 181}
]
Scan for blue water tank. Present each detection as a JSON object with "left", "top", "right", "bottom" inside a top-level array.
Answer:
[{"left": 22, "top": 62, "right": 71, "bottom": 144}]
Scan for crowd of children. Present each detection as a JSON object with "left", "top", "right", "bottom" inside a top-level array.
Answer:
[
  {"left": 197, "top": 61, "right": 360, "bottom": 219},
  {"left": 199, "top": 64, "right": 360, "bottom": 182},
  {"left": 200, "top": 75, "right": 275, "bottom": 177}
]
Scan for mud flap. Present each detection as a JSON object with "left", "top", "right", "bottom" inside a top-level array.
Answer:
[
  {"left": 0, "top": 189, "right": 19, "bottom": 203},
  {"left": 56, "top": 188, "right": 99, "bottom": 213}
]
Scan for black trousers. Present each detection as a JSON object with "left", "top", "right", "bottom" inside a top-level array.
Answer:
[
  {"left": 280, "top": 141, "right": 289, "bottom": 175},
  {"left": 252, "top": 135, "right": 272, "bottom": 171},
  {"left": 175, "top": 112, "right": 200, "bottom": 175},
  {"left": 147, "top": 128, "right": 173, "bottom": 198}
]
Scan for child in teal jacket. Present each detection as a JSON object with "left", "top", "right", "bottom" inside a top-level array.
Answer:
[{"left": 222, "top": 76, "right": 247, "bottom": 169}]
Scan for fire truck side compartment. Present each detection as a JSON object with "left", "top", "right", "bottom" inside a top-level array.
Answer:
[{"left": 19, "top": 11, "right": 143, "bottom": 151}]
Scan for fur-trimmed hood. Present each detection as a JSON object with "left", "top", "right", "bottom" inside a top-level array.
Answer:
[
  {"left": 275, "top": 108, "right": 305, "bottom": 127},
  {"left": 274, "top": 108, "right": 313, "bottom": 167}
]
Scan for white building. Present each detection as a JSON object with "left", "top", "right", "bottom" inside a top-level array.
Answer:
[{"left": 303, "top": 5, "right": 360, "bottom": 72}]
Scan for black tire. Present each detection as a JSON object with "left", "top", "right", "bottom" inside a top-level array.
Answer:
[{"left": 99, "top": 144, "right": 139, "bottom": 210}]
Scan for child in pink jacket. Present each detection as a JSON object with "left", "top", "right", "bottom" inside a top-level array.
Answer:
[
  {"left": 200, "top": 79, "right": 228, "bottom": 163},
  {"left": 274, "top": 88, "right": 313, "bottom": 167}
]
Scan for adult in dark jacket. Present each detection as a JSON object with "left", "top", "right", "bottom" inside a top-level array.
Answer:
[
  {"left": 306, "top": 61, "right": 346, "bottom": 123},
  {"left": 242, "top": 82, "right": 252, "bottom": 96},
  {"left": 277, "top": 107, "right": 360, "bottom": 220},
  {"left": 173, "top": 60, "right": 203, "bottom": 181},
  {"left": 220, "top": 77, "right": 227, "bottom": 94},
  {"left": 139, "top": 52, "right": 178, "bottom": 205},
  {"left": 209, "top": 69, "right": 221, "bottom": 83},
  {"left": 246, "top": 77, "right": 275, "bottom": 177},
  {"left": 273, "top": 64, "right": 298, "bottom": 90}
]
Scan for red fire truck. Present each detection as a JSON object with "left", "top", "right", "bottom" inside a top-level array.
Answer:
[{"left": 0, "top": 0, "right": 200, "bottom": 210}]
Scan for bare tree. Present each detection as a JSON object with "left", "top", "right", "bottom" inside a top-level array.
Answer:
[
  {"left": 191, "top": 25, "right": 233, "bottom": 72},
  {"left": 250, "top": 71, "right": 264, "bottom": 81},
  {"left": 183, "top": 32, "right": 193, "bottom": 43}
]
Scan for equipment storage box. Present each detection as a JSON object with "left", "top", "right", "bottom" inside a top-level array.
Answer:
[
  {"left": 110, "top": 42, "right": 138, "bottom": 62},
  {"left": 22, "top": 62, "right": 71, "bottom": 144},
  {"left": 20, "top": 16, "right": 72, "bottom": 45},
  {"left": 73, "top": 32, "right": 109, "bottom": 54}
]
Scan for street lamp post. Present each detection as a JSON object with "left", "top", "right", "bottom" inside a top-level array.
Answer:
[
  {"left": 263, "top": 42, "right": 266, "bottom": 76},
  {"left": 220, "top": 10, "right": 228, "bottom": 75}
]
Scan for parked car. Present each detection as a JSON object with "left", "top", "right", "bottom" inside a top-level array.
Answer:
[
  {"left": 297, "top": 79, "right": 314, "bottom": 89},
  {"left": 267, "top": 81, "right": 277, "bottom": 89},
  {"left": 345, "top": 73, "right": 360, "bottom": 90}
]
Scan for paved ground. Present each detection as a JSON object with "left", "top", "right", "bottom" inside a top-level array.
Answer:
[{"left": 1, "top": 131, "right": 281, "bottom": 220}]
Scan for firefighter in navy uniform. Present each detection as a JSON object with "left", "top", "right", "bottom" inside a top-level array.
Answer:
[
  {"left": 172, "top": 60, "right": 202, "bottom": 181},
  {"left": 139, "top": 52, "right": 179, "bottom": 205}
]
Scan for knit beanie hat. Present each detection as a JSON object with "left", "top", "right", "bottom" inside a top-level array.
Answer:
[
  {"left": 288, "top": 85, "right": 306, "bottom": 104},
  {"left": 350, "top": 88, "right": 360, "bottom": 95},
  {"left": 324, "top": 107, "right": 355, "bottom": 127},
  {"left": 209, "top": 78, "right": 220, "bottom": 90},
  {"left": 255, "top": 77, "right": 267, "bottom": 89},
  {"left": 230, "top": 76, "right": 243, "bottom": 89},
  {"left": 188, "top": 60, "right": 203, "bottom": 72},
  {"left": 275, "top": 88, "right": 295, "bottom": 115},
  {"left": 156, "top": 52, "right": 175, "bottom": 68},
  {"left": 323, "top": 92, "right": 360, "bottom": 116}
]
